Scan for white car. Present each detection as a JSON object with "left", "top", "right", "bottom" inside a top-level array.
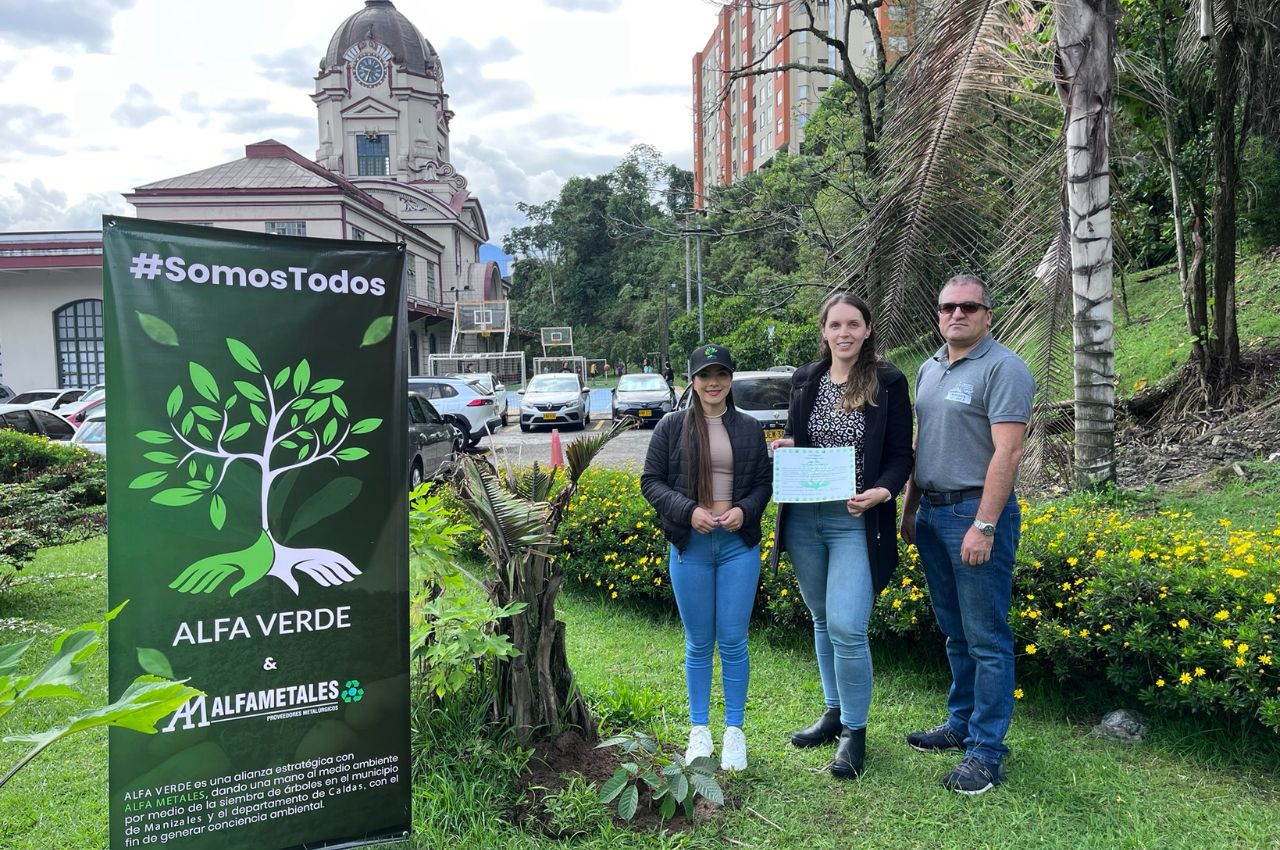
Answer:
[
  {"left": 407, "top": 376, "right": 503, "bottom": 447},
  {"left": 0, "top": 404, "right": 77, "bottom": 440},
  {"left": 71, "top": 414, "right": 107, "bottom": 456},
  {"left": 9, "top": 388, "right": 87, "bottom": 410},
  {"left": 447, "top": 371, "right": 509, "bottom": 426},
  {"left": 56, "top": 384, "right": 105, "bottom": 420},
  {"left": 519, "top": 373, "right": 590, "bottom": 432}
]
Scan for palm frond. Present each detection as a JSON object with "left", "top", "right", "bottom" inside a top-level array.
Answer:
[
  {"left": 511, "top": 461, "right": 560, "bottom": 503},
  {"left": 564, "top": 419, "right": 637, "bottom": 485},
  {"left": 449, "top": 456, "right": 553, "bottom": 572}
]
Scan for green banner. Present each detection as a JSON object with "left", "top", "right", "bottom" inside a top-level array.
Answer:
[{"left": 103, "top": 217, "right": 410, "bottom": 850}]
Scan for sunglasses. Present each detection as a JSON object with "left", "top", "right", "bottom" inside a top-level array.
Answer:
[{"left": 937, "top": 301, "right": 990, "bottom": 315}]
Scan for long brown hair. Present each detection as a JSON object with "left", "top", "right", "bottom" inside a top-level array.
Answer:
[
  {"left": 681, "top": 374, "right": 733, "bottom": 508},
  {"left": 817, "top": 292, "right": 880, "bottom": 410}
]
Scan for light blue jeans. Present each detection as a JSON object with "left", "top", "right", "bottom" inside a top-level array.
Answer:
[
  {"left": 784, "top": 502, "right": 874, "bottom": 730},
  {"left": 668, "top": 527, "right": 761, "bottom": 728}
]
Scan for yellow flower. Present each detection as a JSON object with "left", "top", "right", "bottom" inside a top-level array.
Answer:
[
  {"left": 1225, "top": 568, "right": 1247, "bottom": 578},
  {"left": 1095, "top": 549, "right": 1106, "bottom": 559},
  {"left": 1194, "top": 667, "right": 1206, "bottom": 677},
  {"left": 1155, "top": 678, "right": 1166, "bottom": 687},
  {"left": 1260, "top": 655, "right": 1272, "bottom": 665},
  {"left": 1214, "top": 610, "right": 1230, "bottom": 620},
  {"left": 595, "top": 580, "right": 602, "bottom": 587},
  {"left": 1265, "top": 593, "right": 1277, "bottom": 605},
  {"left": 610, "top": 591, "right": 617, "bottom": 599},
  {"left": 1067, "top": 556, "right": 1079, "bottom": 567},
  {"left": 1237, "top": 643, "right": 1249, "bottom": 654},
  {"left": 1025, "top": 644, "right": 1037, "bottom": 655},
  {"left": 892, "top": 599, "right": 902, "bottom": 609},
  {"left": 1129, "top": 548, "right": 1144, "bottom": 560},
  {"left": 780, "top": 588, "right": 788, "bottom": 596},
  {"left": 1179, "top": 672, "right": 1192, "bottom": 685},
  {"left": 1222, "top": 639, "right": 1235, "bottom": 648},
  {"left": 1013, "top": 688, "right": 1024, "bottom": 700},
  {"left": 1235, "top": 657, "right": 1246, "bottom": 668},
  {"left": 1176, "top": 618, "right": 1189, "bottom": 629}
]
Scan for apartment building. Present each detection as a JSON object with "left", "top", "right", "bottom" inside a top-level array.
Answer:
[{"left": 691, "top": 1, "right": 916, "bottom": 207}]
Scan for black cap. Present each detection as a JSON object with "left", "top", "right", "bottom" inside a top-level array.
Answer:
[{"left": 688, "top": 343, "right": 735, "bottom": 377}]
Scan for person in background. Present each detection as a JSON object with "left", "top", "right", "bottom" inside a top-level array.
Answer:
[
  {"left": 899, "top": 273, "right": 1035, "bottom": 795},
  {"left": 662, "top": 359, "right": 675, "bottom": 385},
  {"left": 643, "top": 357, "right": 653, "bottom": 374},
  {"left": 641, "top": 344, "right": 771, "bottom": 772},
  {"left": 769, "top": 292, "right": 913, "bottom": 780}
]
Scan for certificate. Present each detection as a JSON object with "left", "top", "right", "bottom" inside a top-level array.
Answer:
[{"left": 772, "top": 446, "right": 858, "bottom": 503}]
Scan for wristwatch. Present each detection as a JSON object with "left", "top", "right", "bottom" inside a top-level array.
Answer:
[{"left": 972, "top": 519, "right": 996, "bottom": 537}]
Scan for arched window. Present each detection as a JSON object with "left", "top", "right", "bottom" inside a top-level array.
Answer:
[{"left": 53, "top": 299, "right": 104, "bottom": 387}]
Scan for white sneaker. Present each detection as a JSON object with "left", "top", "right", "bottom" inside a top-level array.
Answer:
[
  {"left": 686, "top": 725, "right": 714, "bottom": 762},
  {"left": 721, "top": 726, "right": 747, "bottom": 771}
]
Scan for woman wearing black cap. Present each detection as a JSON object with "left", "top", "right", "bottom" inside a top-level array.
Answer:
[
  {"left": 769, "top": 293, "right": 913, "bottom": 779},
  {"left": 641, "top": 343, "right": 771, "bottom": 772}
]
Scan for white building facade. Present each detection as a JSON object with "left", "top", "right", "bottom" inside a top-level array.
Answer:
[{"left": 0, "top": 0, "right": 503, "bottom": 393}]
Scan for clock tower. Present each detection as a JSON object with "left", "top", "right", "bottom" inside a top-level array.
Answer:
[{"left": 313, "top": 0, "right": 454, "bottom": 183}]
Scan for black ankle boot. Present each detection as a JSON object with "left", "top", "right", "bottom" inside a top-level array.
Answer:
[
  {"left": 831, "top": 726, "right": 866, "bottom": 779},
  {"left": 790, "top": 707, "right": 842, "bottom": 748}
]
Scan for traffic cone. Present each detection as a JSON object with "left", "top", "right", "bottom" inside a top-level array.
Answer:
[{"left": 549, "top": 428, "right": 564, "bottom": 468}]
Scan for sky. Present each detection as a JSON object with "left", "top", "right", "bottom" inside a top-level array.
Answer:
[{"left": 0, "top": 0, "right": 722, "bottom": 254}]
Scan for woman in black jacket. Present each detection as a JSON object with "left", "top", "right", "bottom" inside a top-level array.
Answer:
[
  {"left": 641, "top": 344, "right": 771, "bottom": 772},
  {"left": 769, "top": 293, "right": 914, "bottom": 779}
]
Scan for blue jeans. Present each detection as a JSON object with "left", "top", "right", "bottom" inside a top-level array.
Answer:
[
  {"left": 783, "top": 502, "right": 874, "bottom": 730},
  {"left": 915, "top": 493, "right": 1021, "bottom": 765},
  {"left": 669, "top": 527, "right": 761, "bottom": 727}
]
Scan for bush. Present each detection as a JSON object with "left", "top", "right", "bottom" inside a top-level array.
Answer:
[
  {"left": 0, "top": 433, "right": 106, "bottom": 574},
  {"left": 0, "top": 430, "right": 88, "bottom": 483},
  {"left": 555, "top": 469, "right": 1280, "bottom": 731}
]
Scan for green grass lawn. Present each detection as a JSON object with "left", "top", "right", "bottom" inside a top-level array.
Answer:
[{"left": 4, "top": 538, "right": 1280, "bottom": 849}]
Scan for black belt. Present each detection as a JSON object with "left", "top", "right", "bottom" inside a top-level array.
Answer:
[{"left": 921, "top": 487, "right": 984, "bottom": 505}]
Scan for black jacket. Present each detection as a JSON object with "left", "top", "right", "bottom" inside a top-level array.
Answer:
[
  {"left": 770, "top": 360, "right": 914, "bottom": 595},
  {"left": 641, "top": 407, "right": 773, "bottom": 553}
]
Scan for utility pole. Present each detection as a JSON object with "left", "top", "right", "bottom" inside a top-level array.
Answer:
[{"left": 684, "top": 229, "right": 692, "bottom": 313}]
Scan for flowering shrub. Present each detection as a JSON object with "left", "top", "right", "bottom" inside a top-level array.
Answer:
[{"left": 556, "top": 470, "right": 1280, "bottom": 731}]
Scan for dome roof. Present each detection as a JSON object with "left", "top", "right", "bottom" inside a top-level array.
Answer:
[{"left": 322, "top": 0, "right": 442, "bottom": 79}]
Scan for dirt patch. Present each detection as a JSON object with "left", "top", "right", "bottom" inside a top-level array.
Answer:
[
  {"left": 513, "top": 730, "right": 725, "bottom": 837},
  {"left": 1025, "top": 345, "right": 1280, "bottom": 493}
]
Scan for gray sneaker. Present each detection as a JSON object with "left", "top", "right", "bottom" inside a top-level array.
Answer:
[
  {"left": 941, "top": 755, "right": 1005, "bottom": 795},
  {"left": 905, "top": 723, "right": 965, "bottom": 753}
]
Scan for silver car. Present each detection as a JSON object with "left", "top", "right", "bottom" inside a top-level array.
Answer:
[
  {"left": 71, "top": 414, "right": 107, "bottom": 456},
  {"left": 673, "top": 369, "right": 791, "bottom": 444},
  {"left": 519, "top": 373, "right": 590, "bottom": 432},
  {"left": 612, "top": 373, "right": 675, "bottom": 427},
  {"left": 407, "top": 376, "right": 503, "bottom": 448}
]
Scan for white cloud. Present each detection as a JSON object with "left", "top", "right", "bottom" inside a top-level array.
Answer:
[
  {"left": 0, "top": 0, "right": 136, "bottom": 53},
  {"left": 111, "top": 83, "right": 168, "bottom": 128},
  {"left": 0, "top": 105, "right": 71, "bottom": 161},
  {"left": 0, "top": 180, "right": 129, "bottom": 231},
  {"left": 542, "top": 0, "right": 625, "bottom": 11}
]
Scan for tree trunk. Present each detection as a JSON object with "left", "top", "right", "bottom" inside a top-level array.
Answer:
[
  {"left": 1184, "top": 199, "right": 1211, "bottom": 403},
  {"left": 1056, "top": 0, "right": 1118, "bottom": 489},
  {"left": 1210, "top": 0, "right": 1242, "bottom": 388}
]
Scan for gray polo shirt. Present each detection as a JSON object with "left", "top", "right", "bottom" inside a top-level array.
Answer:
[{"left": 914, "top": 334, "right": 1035, "bottom": 493}]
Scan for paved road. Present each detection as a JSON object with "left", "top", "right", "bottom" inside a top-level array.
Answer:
[{"left": 474, "top": 418, "right": 656, "bottom": 470}]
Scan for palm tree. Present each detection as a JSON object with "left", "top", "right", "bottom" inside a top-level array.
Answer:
[
  {"left": 446, "top": 421, "right": 635, "bottom": 746},
  {"left": 836, "top": 0, "right": 1119, "bottom": 486}
]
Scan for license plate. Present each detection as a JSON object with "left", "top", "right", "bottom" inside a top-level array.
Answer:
[
  {"left": 542, "top": 413, "right": 557, "bottom": 420},
  {"left": 764, "top": 428, "right": 783, "bottom": 443},
  {"left": 638, "top": 409, "right": 652, "bottom": 417}
]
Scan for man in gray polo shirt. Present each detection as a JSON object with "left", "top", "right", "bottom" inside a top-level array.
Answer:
[{"left": 899, "top": 273, "right": 1035, "bottom": 795}]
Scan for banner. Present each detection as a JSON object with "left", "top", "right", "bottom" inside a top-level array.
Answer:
[{"left": 103, "top": 217, "right": 410, "bottom": 850}]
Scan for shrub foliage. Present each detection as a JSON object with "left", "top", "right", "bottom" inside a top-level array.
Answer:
[{"left": 555, "top": 469, "right": 1280, "bottom": 730}]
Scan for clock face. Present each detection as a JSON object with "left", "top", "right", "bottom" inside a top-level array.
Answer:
[{"left": 354, "top": 56, "right": 385, "bottom": 86}]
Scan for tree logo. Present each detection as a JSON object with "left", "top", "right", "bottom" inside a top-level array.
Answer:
[
  {"left": 340, "top": 680, "right": 365, "bottom": 703},
  {"left": 130, "top": 326, "right": 390, "bottom": 597},
  {"left": 704, "top": 346, "right": 717, "bottom": 357}
]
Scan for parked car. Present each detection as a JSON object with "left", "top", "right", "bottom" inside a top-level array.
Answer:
[
  {"left": 67, "top": 396, "right": 106, "bottom": 428},
  {"left": 612, "top": 373, "right": 676, "bottom": 426},
  {"left": 408, "top": 391, "right": 458, "bottom": 488},
  {"left": 71, "top": 413, "right": 107, "bottom": 456},
  {"left": 519, "top": 373, "right": 590, "bottom": 432},
  {"left": 0, "top": 404, "right": 77, "bottom": 440},
  {"left": 447, "top": 371, "right": 509, "bottom": 425},
  {"left": 57, "top": 384, "right": 105, "bottom": 423},
  {"left": 8, "top": 388, "right": 86, "bottom": 410},
  {"left": 407, "top": 376, "right": 502, "bottom": 448},
  {"left": 673, "top": 369, "right": 791, "bottom": 444},
  {"left": 0, "top": 384, "right": 13, "bottom": 404}
]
